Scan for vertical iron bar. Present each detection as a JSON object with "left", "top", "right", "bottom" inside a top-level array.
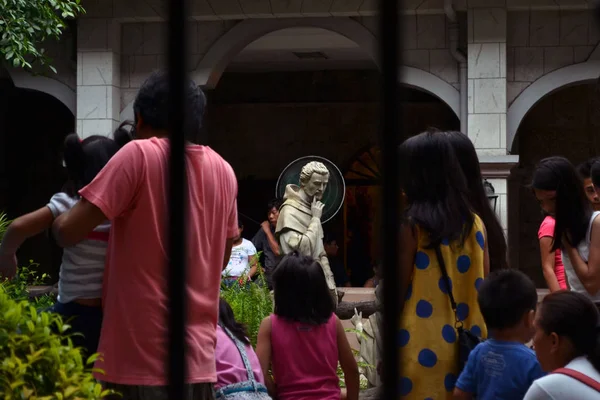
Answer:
[
  {"left": 379, "top": 0, "right": 401, "bottom": 398},
  {"left": 167, "top": 0, "right": 188, "bottom": 398}
]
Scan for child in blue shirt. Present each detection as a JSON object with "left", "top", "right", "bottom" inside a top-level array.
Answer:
[{"left": 454, "top": 270, "right": 545, "bottom": 400}]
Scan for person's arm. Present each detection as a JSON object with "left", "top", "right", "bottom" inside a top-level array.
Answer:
[
  {"left": 453, "top": 348, "right": 478, "bottom": 400},
  {"left": 256, "top": 317, "right": 276, "bottom": 397},
  {"left": 0, "top": 207, "right": 55, "bottom": 278},
  {"left": 247, "top": 254, "right": 258, "bottom": 279},
  {"left": 564, "top": 215, "right": 600, "bottom": 294},
  {"left": 261, "top": 221, "right": 280, "bottom": 256},
  {"left": 399, "top": 222, "right": 417, "bottom": 305},
  {"left": 523, "top": 382, "right": 550, "bottom": 400},
  {"left": 53, "top": 200, "right": 107, "bottom": 247},
  {"left": 482, "top": 223, "right": 490, "bottom": 278},
  {"left": 337, "top": 316, "right": 359, "bottom": 400},
  {"left": 53, "top": 142, "right": 143, "bottom": 248},
  {"left": 539, "top": 236, "right": 561, "bottom": 292}
]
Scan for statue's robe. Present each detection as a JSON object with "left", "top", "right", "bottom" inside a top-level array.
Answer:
[{"left": 275, "top": 184, "right": 338, "bottom": 304}]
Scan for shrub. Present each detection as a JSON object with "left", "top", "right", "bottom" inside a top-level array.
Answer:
[
  {"left": 0, "top": 286, "right": 110, "bottom": 399},
  {"left": 220, "top": 269, "right": 273, "bottom": 347},
  {"left": 2, "top": 262, "right": 56, "bottom": 309}
]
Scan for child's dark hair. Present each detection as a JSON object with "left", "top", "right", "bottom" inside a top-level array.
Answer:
[
  {"left": 577, "top": 157, "right": 599, "bottom": 180},
  {"left": 63, "top": 125, "right": 132, "bottom": 197},
  {"left": 272, "top": 251, "right": 334, "bottom": 325},
  {"left": 218, "top": 298, "right": 250, "bottom": 345},
  {"left": 323, "top": 231, "right": 337, "bottom": 245},
  {"left": 443, "top": 131, "right": 508, "bottom": 271},
  {"left": 400, "top": 130, "right": 473, "bottom": 247},
  {"left": 592, "top": 160, "right": 600, "bottom": 189},
  {"left": 538, "top": 291, "right": 600, "bottom": 372},
  {"left": 267, "top": 198, "right": 282, "bottom": 213},
  {"left": 478, "top": 269, "right": 538, "bottom": 330},
  {"left": 532, "top": 157, "right": 592, "bottom": 251}
]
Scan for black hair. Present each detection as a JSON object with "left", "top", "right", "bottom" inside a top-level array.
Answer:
[
  {"left": 400, "top": 130, "right": 474, "bottom": 247},
  {"left": 444, "top": 131, "right": 508, "bottom": 271},
  {"left": 478, "top": 269, "right": 538, "bottom": 330},
  {"left": 577, "top": 158, "right": 599, "bottom": 180},
  {"left": 323, "top": 232, "right": 337, "bottom": 245},
  {"left": 133, "top": 71, "right": 206, "bottom": 143},
  {"left": 218, "top": 298, "right": 250, "bottom": 346},
  {"left": 63, "top": 127, "right": 132, "bottom": 197},
  {"left": 272, "top": 251, "right": 335, "bottom": 325},
  {"left": 532, "top": 157, "right": 592, "bottom": 251},
  {"left": 267, "top": 198, "right": 283, "bottom": 213},
  {"left": 538, "top": 291, "right": 600, "bottom": 372},
  {"left": 592, "top": 160, "right": 600, "bottom": 189}
]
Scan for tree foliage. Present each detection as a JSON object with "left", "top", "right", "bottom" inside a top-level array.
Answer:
[{"left": 0, "top": 0, "right": 85, "bottom": 73}]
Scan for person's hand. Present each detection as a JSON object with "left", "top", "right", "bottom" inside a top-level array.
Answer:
[
  {"left": 261, "top": 221, "right": 270, "bottom": 231},
  {"left": 311, "top": 198, "right": 324, "bottom": 219},
  {"left": 0, "top": 253, "right": 17, "bottom": 280}
]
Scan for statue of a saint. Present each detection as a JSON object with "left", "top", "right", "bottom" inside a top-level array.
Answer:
[{"left": 275, "top": 161, "right": 338, "bottom": 304}]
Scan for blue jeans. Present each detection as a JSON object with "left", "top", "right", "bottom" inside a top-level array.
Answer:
[{"left": 48, "top": 301, "right": 103, "bottom": 358}]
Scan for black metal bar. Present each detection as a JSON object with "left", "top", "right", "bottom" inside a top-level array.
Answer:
[
  {"left": 167, "top": 0, "right": 188, "bottom": 398},
  {"left": 379, "top": 0, "right": 401, "bottom": 398}
]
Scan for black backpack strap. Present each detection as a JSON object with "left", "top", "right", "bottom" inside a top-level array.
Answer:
[{"left": 434, "top": 245, "right": 460, "bottom": 325}]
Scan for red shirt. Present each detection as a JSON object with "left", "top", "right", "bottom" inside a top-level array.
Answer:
[
  {"left": 538, "top": 216, "right": 567, "bottom": 290},
  {"left": 81, "top": 138, "right": 238, "bottom": 385}
]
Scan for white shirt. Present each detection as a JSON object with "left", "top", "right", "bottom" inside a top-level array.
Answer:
[
  {"left": 223, "top": 238, "right": 257, "bottom": 277},
  {"left": 524, "top": 357, "right": 600, "bottom": 399},
  {"left": 561, "top": 212, "right": 600, "bottom": 302},
  {"left": 47, "top": 192, "right": 110, "bottom": 303}
]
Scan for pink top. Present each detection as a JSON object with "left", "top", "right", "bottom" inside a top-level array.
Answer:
[
  {"left": 81, "top": 138, "right": 238, "bottom": 385},
  {"left": 538, "top": 216, "right": 568, "bottom": 290},
  {"left": 270, "top": 314, "right": 340, "bottom": 400},
  {"left": 215, "top": 325, "right": 264, "bottom": 389}
]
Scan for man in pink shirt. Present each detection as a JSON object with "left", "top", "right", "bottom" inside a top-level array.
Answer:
[{"left": 53, "top": 72, "right": 238, "bottom": 399}]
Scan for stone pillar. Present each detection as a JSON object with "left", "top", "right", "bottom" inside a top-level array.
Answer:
[
  {"left": 77, "top": 19, "right": 121, "bottom": 138},
  {"left": 467, "top": 7, "right": 507, "bottom": 156}
]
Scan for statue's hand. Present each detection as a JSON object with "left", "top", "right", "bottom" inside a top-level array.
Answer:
[{"left": 311, "top": 197, "right": 324, "bottom": 219}]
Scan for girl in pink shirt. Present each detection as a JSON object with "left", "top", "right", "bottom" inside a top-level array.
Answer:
[
  {"left": 538, "top": 214, "right": 567, "bottom": 291},
  {"left": 215, "top": 298, "right": 269, "bottom": 399},
  {"left": 256, "top": 252, "right": 359, "bottom": 400}
]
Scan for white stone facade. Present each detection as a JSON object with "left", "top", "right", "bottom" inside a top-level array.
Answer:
[{"left": 8, "top": 0, "right": 600, "bottom": 251}]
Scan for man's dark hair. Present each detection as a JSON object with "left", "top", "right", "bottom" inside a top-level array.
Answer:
[
  {"left": 267, "top": 198, "right": 283, "bottom": 213},
  {"left": 133, "top": 71, "right": 206, "bottom": 143},
  {"left": 273, "top": 251, "right": 334, "bottom": 325},
  {"left": 478, "top": 270, "right": 538, "bottom": 330},
  {"left": 592, "top": 160, "right": 600, "bottom": 188},
  {"left": 577, "top": 157, "right": 600, "bottom": 180}
]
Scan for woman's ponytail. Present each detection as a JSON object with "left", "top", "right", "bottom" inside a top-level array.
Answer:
[
  {"left": 63, "top": 133, "right": 86, "bottom": 196},
  {"left": 113, "top": 121, "right": 134, "bottom": 148}
]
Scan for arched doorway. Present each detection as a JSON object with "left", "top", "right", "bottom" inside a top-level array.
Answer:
[
  {"left": 0, "top": 74, "right": 74, "bottom": 279},
  {"left": 509, "top": 82, "right": 600, "bottom": 286}
]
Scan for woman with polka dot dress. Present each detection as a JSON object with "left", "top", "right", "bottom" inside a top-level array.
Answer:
[{"left": 398, "top": 130, "right": 489, "bottom": 399}]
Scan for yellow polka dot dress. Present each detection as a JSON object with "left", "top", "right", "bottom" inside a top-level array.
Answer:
[{"left": 398, "top": 214, "right": 488, "bottom": 399}]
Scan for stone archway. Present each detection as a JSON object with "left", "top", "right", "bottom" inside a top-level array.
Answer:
[
  {"left": 120, "top": 17, "right": 460, "bottom": 121},
  {"left": 507, "top": 60, "right": 600, "bottom": 152},
  {"left": 6, "top": 68, "right": 75, "bottom": 115}
]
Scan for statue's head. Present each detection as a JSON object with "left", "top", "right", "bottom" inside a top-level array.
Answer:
[{"left": 299, "top": 161, "right": 330, "bottom": 201}]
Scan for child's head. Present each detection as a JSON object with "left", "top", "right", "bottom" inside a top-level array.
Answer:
[
  {"left": 63, "top": 125, "right": 132, "bottom": 197},
  {"left": 399, "top": 130, "right": 473, "bottom": 247},
  {"left": 218, "top": 298, "right": 250, "bottom": 345},
  {"left": 533, "top": 291, "right": 600, "bottom": 373},
  {"left": 478, "top": 270, "right": 538, "bottom": 342},
  {"left": 323, "top": 232, "right": 339, "bottom": 258},
  {"left": 577, "top": 158, "right": 600, "bottom": 211},
  {"left": 272, "top": 251, "right": 334, "bottom": 325},
  {"left": 236, "top": 218, "right": 244, "bottom": 240},
  {"left": 532, "top": 156, "right": 592, "bottom": 251}
]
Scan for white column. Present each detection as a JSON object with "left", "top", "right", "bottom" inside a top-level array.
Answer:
[
  {"left": 467, "top": 7, "right": 507, "bottom": 156},
  {"left": 77, "top": 19, "right": 121, "bottom": 138}
]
